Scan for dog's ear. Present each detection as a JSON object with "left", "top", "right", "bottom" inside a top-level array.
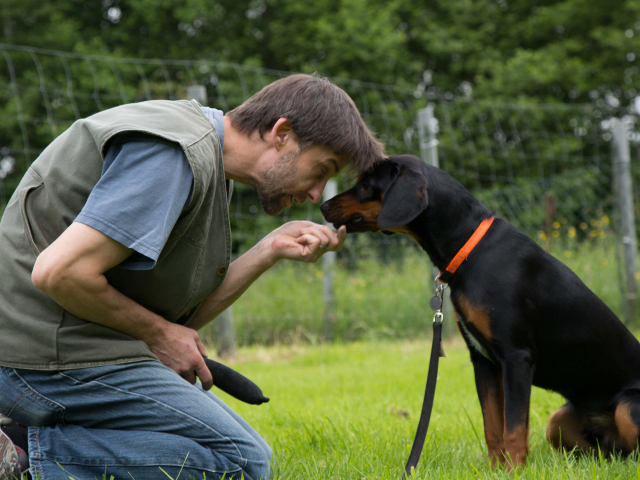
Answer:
[{"left": 377, "top": 168, "right": 428, "bottom": 229}]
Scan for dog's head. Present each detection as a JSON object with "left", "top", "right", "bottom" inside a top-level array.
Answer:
[{"left": 320, "top": 155, "right": 428, "bottom": 234}]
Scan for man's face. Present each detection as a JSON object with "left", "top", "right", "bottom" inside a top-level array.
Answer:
[{"left": 257, "top": 143, "right": 342, "bottom": 216}]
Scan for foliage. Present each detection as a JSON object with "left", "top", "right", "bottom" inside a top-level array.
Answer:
[
  {"left": 2, "top": 0, "right": 640, "bottom": 106},
  {"left": 1, "top": 0, "right": 633, "bottom": 248}
]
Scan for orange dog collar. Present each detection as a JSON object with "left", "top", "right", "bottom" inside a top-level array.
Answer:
[{"left": 437, "top": 217, "right": 494, "bottom": 284}]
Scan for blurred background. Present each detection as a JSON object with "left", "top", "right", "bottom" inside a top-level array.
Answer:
[{"left": 2, "top": 0, "right": 640, "bottom": 351}]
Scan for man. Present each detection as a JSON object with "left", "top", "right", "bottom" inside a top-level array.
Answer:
[{"left": 0, "top": 74, "right": 385, "bottom": 480}]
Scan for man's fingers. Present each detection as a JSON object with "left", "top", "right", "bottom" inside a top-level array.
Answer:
[
  {"left": 295, "top": 234, "right": 326, "bottom": 260},
  {"left": 195, "top": 356, "right": 214, "bottom": 390},
  {"left": 301, "top": 224, "right": 346, "bottom": 248},
  {"left": 300, "top": 227, "right": 330, "bottom": 248},
  {"left": 196, "top": 336, "right": 209, "bottom": 359},
  {"left": 337, "top": 225, "right": 347, "bottom": 244},
  {"left": 182, "top": 370, "right": 197, "bottom": 385},
  {"left": 295, "top": 233, "right": 321, "bottom": 249}
]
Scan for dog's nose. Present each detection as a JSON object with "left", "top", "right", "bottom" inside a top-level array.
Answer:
[{"left": 319, "top": 200, "right": 335, "bottom": 219}]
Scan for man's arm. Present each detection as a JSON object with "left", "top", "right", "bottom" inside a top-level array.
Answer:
[
  {"left": 185, "top": 221, "right": 347, "bottom": 330},
  {"left": 31, "top": 222, "right": 214, "bottom": 389},
  {"left": 31, "top": 220, "right": 345, "bottom": 386}
]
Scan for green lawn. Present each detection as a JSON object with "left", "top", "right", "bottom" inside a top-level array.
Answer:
[{"left": 215, "top": 339, "right": 640, "bottom": 479}]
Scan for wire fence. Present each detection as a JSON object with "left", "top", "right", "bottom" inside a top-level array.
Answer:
[{"left": 0, "top": 43, "right": 637, "bottom": 343}]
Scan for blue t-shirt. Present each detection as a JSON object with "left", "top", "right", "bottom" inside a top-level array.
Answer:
[{"left": 74, "top": 107, "right": 225, "bottom": 270}]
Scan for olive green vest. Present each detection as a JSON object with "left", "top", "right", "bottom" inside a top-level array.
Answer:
[{"left": 0, "top": 100, "right": 231, "bottom": 370}]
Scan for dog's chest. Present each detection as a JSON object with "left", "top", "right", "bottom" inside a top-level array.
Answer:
[
  {"left": 457, "top": 319, "right": 494, "bottom": 361},
  {"left": 454, "top": 301, "right": 496, "bottom": 362}
]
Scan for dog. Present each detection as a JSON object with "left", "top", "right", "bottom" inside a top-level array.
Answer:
[{"left": 320, "top": 154, "right": 640, "bottom": 467}]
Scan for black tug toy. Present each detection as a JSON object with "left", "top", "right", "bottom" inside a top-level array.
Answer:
[{"left": 204, "top": 358, "right": 269, "bottom": 405}]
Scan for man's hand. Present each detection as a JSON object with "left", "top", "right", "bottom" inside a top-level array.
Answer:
[
  {"left": 143, "top": 322, "right": 214, "bottom": 390},
  {"left": 32, "top": 222, "right": 214, "bottom": 389},
  {"left": 260, "top": 221, "right": 347, "bottom": 265}
]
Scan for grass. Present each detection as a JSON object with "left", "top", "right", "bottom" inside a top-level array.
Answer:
[
  {"left": 218, "top": 231, "right": 632, "bottom": 346},
  {"left": 216, "top": 338, "right": 640, "bottom": 480}
]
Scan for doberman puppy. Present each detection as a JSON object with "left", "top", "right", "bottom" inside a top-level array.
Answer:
[{"left": 320, "top": 154, "right": 640, "bottom": 467}]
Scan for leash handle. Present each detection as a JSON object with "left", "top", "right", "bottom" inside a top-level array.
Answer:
[
  {"left": 404, "top": 319, "right": 443, "bottom": 478},
  {"left": 204, "top": 358, "right": 270, "bottom": 405}
]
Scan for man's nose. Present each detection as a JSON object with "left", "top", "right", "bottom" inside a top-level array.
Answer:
[{"left": 307, "top": 181, "right": 327, "bottom": 203}]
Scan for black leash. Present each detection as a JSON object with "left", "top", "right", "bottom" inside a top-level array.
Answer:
[{"left": 403, "top": 280, "right": 447, "bottom": 478}]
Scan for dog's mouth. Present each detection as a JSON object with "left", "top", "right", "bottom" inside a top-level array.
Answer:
[
  {"left": 327, "top": 213, "right": 379, "bottom": 233},
  {"left": 320, "top": 198, "right": 380, "bottom": 233}
]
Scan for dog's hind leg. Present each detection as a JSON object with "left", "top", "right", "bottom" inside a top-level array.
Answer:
[
  {"left": 546, "top": 404, "right": 598, "bottom": 454},
  {"left": 614, "top": 393, "right": 640, "bottom": 454}
]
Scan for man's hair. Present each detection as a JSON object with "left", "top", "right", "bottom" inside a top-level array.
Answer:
[{"left": 226, "top": 74, "right": 386, "bottom": 174}]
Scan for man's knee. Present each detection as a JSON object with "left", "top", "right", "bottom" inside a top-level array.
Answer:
[{"left": 237, "top": 437, "right": 271, "bottom": 480}]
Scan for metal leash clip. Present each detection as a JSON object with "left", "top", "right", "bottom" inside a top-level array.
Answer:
[{"left": 429, "top": 276, "right": 448, "bottom": 323}]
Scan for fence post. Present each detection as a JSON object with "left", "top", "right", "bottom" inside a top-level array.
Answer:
[
  {"left": 216, "top": 308, "right": 237, "bottom": 357},
  {"left": 187, "top": 85, "right": 208, "bottom": 105},
  {"left": 323, "top": 179, "right": 338, "bottom": 342},
  {"left": 611, "top": 117, "right": 638, "bottom": 324},
  {"left": 188, "top": 84, "right": 237, "bottom": 354},
  {"left": 417, "top": 105, "right": 455, "bottom": 337}
]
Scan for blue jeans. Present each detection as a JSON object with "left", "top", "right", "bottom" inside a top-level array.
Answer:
[{"left": 0, "top": 361, "right": 272, "bottom": 480}]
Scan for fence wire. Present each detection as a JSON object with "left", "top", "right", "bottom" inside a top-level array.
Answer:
[{"left": 0, "top": 43, "right": 634, "bottom": 342}]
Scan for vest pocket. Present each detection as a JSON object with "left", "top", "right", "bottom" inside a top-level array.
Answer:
[{"left": 19, "top": 169, "right": 45, "bottom": 257}]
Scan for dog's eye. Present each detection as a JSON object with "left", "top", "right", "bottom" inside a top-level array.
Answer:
[{"left": 360, "top": 182, "right": 370, "bottom": 190}]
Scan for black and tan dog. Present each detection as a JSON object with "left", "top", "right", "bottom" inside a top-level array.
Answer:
[{"left": 320, "top": 154, "right": 640, "bottom": 467}]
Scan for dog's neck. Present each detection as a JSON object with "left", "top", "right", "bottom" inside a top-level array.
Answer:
[{"left": 407, "top": 167, "right": 492, "bottom": 273}]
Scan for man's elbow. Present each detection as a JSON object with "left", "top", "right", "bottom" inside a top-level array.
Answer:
[{"left": 32, "top": 252, "right": 72, "bottom": 296}]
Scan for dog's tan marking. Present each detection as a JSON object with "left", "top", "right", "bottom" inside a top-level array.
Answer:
[
  {"left": 480, "top": 379, "right": 505, "bottom": 466},
  {"left": 457, "top": 294, "right": 492, "bottom": 341},
  {"left": 338, "top": 197, "right": 382, "bottom": 222},
  {"left": 384, "top": 226, "right": 422, "bottom": 245},
  {"left": 546, "top": 405, "right": 597, "bottom": 453},
  {"left": 503, "top": 421, "right": 528, "bottom": 468},
  {"left": 615, "top": 402, "right": 639, "bottom": 452}
]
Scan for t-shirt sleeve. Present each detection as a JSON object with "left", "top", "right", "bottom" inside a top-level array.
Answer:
[{"left": 74, "top": 138, "right": 194, "bottom": 270}]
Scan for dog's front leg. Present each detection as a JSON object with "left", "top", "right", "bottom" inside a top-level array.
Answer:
[
  {"left": 471, "top": 351, "right": 505, "bottom": 467},
  {"left": 501, "top": 349, "right": 534, "bottom": 469}
]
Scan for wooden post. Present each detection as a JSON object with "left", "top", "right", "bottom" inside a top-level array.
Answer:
[
  {"left": 544, "top": 192, "right": 556, "bottom": 252},
  {"left": 216, "top": 308, "right": 237, "bottom": 358},
  {"left": 611, "top": 117, "right": 638, "bottom": 324},
  {"left": 417, "top": 105, "right": 455, "bottom": 337},
  {"left": 323, "top": 179, "right": 338, "bottom": 342}
]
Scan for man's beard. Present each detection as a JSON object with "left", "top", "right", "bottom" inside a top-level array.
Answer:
[{"left": 257, "top": 149, "right": 302, "bottom": 215}]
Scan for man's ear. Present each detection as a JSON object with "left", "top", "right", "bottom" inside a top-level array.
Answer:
[
  {"left": 271, "top": 118, "right": 293, "bottom": 151},
  {"left": 377, "top": 169, "right": 428, "bottom": 229}
]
